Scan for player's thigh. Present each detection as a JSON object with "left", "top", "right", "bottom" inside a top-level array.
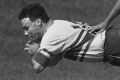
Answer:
[{"left": 104, "top": 27, "right": 120, "bottom": 56}]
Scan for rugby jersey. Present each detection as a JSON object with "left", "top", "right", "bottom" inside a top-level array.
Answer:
[{"left": 37, "top": 20, "right": 106, "bottom": 63}]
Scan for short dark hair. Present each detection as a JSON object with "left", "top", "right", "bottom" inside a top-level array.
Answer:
[{"left": 18, "top": 4, "right": 50, "bottom": 23}]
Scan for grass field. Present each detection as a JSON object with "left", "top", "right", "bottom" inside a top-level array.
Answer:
[{"left": 1, "top": 0, "right": 120, "bottom": 80}]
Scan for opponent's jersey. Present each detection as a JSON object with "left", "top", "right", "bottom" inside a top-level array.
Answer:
[{"left": 37, "top": 20, "right": 106, "bottom": 63}]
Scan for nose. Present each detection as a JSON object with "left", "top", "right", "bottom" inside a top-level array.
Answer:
[{"left": 24, "top": 31, "right": 31, "bottom": 40}]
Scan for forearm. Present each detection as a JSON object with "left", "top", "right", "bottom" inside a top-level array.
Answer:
[
  {"left": 31, "top": 58, "right": 44, "bottom": 73},
  {"left": 105, "top": 0, "right": 120, "bottom": 25},
  {"left": 32, "top": 50, "right": 51, "bottom": 73}
]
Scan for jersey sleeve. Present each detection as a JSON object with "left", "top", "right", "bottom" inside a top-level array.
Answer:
[
  {"left": 37, "top": 22, "right": 72, "bottom": 55},
  {"left": 38, "top": 31, "right": 67, "bottom": 55}
]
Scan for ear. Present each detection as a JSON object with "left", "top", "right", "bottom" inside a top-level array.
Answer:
[{"left": 35, "top": 18, "right": 42, "bottom": 26}]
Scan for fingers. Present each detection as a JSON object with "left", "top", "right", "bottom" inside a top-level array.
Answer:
[
  {"left": 89, "top": 27, "right": 98, "bottom": 34},
  {"left": 89, "top": 24, "right": 105, "bottom": 34},
  {"left": 24, "top": 47, "right": 29, "bottom": 51},
  {"left": 90, "top": 28, "right": 105, "bottom": 34},
  {"left": 96, "top": 28, "right": 105, "bottom": 34},
  {"left": 24, "top": 42, "right": 40, "bottom": 56},
  {"left": 24, "top": 47, "right": 34, "bottom": 55}
]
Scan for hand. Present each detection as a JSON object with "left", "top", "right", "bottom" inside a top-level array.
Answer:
[
  {"left": 90, "top": 21, "right": 108, "bottom": 34},
  {"left": 24, "top": 42, "right": 40, "bottom": 56},
  {"left": 72, "top": 22, "right": 91, "bottom": 31}
]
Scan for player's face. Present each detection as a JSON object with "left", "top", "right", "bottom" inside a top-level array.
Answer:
[{"left": 21, "top": 17, "right": 43, "bottom": 43}]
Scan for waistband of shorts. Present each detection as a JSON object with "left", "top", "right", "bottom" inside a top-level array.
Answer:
[{"left": 77, "top": 55, "right": 103, "bottom": 62}]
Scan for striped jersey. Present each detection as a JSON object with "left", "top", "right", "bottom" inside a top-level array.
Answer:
[{"left": 37, "top": 20, "right": 106, "bottom": 64}]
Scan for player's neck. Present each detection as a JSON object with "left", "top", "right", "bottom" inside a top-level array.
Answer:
[{"left": 43, "top": 19, "right": 54, "bottom": 33}]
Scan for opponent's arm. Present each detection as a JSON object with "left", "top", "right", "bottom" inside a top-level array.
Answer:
[
  {"left": 91, "top": 0, "right": 120, "bottom": 33},
  {"left": 105, "top": 0, "right": 120, "bottom": 25}
]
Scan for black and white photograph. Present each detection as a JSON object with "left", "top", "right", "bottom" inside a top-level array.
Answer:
[{"left": 0, "top": 0, "right": 120, "bottom": 80}]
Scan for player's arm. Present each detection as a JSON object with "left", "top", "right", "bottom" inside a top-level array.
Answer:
[
  {"left": 31, "top": 50, "right": 51, "bottom": 73},
  {"left": 91, "top": 0, "right": 120, "bottom": 33}
]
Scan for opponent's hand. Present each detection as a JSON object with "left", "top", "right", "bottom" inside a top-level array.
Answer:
[
  {"left": 24, "top": 42, "right": 40, "bottom": 56},
  {"left": 90, "top": 21, "right": 108, "bottom": 34},
  {"left": 72, "top": 22, "right": 92, "bottom": 31}
]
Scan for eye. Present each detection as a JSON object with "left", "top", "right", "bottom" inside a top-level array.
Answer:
[{"left": 23, "top": 26, "right": 29, "bottom": 31}]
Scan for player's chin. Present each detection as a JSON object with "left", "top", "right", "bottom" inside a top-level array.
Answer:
[{"left": 31, "top": 35, "right": 42, "bottom": 43}]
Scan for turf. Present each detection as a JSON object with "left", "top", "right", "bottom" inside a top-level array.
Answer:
[{"left": 0, "top": 0, "right": 120, "bottom": 80}]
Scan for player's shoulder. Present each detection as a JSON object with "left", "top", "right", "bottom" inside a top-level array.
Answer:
[{"left": 53, "top": 20, "right": 75, "bottom": 26}]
